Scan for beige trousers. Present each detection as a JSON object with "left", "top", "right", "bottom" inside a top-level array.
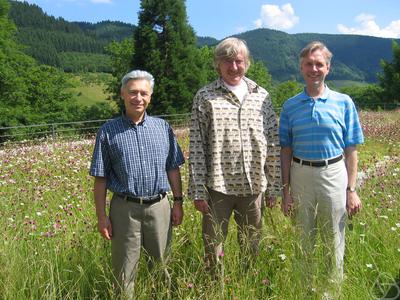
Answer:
[
  {"left": 202, "top": 189, "right": 263, "bottom": 272},
  {"left": 291, "top": 159, "right": 347, "bottom": 287},
  {"left": 110, "top": 194, "right": 171, "bottom": 298}
]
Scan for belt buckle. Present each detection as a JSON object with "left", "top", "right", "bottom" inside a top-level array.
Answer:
[{"left": 139, "top": 197, "right": 143, "bottom": 205}]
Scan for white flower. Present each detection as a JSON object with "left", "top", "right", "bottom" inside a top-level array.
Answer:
[
  {"left": 366, "top": 264, "right": 373, "bottom": 269},
  {"left": 396, "top": 223, "right": 400, "bottom": 228},
  {"left": 278, "top": 253, "right": 286, "bottom": 261},
  {"left": 36, "top": 212, "right": 42, "bottom": 216},
  {"left": 379, "top": 215, "right": 388, "bottom": 219}
]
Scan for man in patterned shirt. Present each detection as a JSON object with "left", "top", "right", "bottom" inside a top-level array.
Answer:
[
  {"left": 279, "top": 41, "right": 363, "bottom": 296},
  {"left": 90, "top": 70, "right": 185, "bottom": 298},
  {"left": 189, "top": 37, "right": 281, "bottom": 274}
]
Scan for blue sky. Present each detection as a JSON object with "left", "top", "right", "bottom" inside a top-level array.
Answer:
[{"left": 16, "top": 0, "right": 400, "bottom": 40}]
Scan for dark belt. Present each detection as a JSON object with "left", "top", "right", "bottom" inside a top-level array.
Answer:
[
  {"left": 124, "top": 192, "right": 166, "bottom": 205},
  {"left": 293, "top": 155, "right": 343, "bottom": 167}
]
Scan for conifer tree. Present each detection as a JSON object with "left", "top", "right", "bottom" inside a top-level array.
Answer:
[{"left": 132, "top": 0, "right": 206, "bottom": 114}]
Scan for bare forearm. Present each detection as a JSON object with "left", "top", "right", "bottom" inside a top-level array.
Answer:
[
  {"left": 345, "top": 146, "right": 358, "bottom": 188},
  {"left": 280, "top": 147, "right": 293, "bottom": 195},
  {"left": 167, "top": 168, "right": 183, "bottom": 197},
  {"left": 94, "top": 176, "right": 107, "bottom": 218}
]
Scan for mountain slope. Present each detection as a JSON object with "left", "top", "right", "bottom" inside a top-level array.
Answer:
[{"left": 236, "top": 29, "right": 399, "bottom": 82}]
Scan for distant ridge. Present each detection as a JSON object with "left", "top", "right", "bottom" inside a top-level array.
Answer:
[{"left": 9, "top": 1, "right": 399, "bottom": 82}]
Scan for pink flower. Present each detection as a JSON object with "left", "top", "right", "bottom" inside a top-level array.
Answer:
[{"left": 262, "top": 278, "right": 270, "bottom": 286}]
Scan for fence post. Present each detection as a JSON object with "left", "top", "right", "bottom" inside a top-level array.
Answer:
[{"left": 52, "top": 124, "right": 56, "bottom": 140}]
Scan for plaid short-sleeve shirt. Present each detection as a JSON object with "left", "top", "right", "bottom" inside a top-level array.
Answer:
[{"left": 90, "top": 113, "right": 184, "bottom": 197}]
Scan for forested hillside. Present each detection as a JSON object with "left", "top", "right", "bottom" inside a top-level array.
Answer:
[
  {"left": 8, "top": 1, "right": 400, "bottom": 82},
  {"left": 9, "top": 0, "right": 135, "bottom": 72},
  {"left": 236, "top": 29, "right": 399, "bottom": 82}
]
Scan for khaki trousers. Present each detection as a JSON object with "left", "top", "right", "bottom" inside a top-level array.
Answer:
[
  {"left": 290, "top": 159, "right": 347, "bottom": 287},
  {"left": 110, "top": 194, "right": 171, "bottom": 298},
  {"left": 202, "top": 189, "right": 263, "bottom": 273}
]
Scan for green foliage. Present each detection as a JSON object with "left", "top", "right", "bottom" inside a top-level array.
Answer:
[
  {"left": 105, "top": 38, "right": 135, "bottom": 109},
  {"left": 58, "top": 52, "right": 111, "bottom": 73},
  {"left": 0, "top": 0, "right": 87, "bottom": 140},
  {"left": 271, "top": 81, "right": 303, "bottom": 111},
  {"left": 246, "top": 59, "right": 273, "bottom": 91},
  {"left": 132, "top": 0, "right": 208, "bottom": 115},
  {"left": 378, "top": 41, "right": 400, "bottom": 104},
  {"left": 340, "top": 84, "right": 384, "bottom": 110}
]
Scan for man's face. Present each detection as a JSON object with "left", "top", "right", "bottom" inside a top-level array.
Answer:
[
  {"left": 218, "top": 52, "right": 246, "bottom": 86},
  {"left": 300, "top": 49, "right": 330, "bottom": 88},
  {"left": 121, "top": 79, "right": 152, "bottom": 120}
]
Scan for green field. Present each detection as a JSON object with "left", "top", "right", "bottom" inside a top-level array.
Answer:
[
  {"left": 70, "top": 73, "right": 113, "bottom": 107},
  {"left": 0, "top": 110, "right": 399, "bottom": 299}
]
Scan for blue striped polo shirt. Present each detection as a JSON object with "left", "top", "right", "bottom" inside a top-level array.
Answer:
[
  {"left": 90, "top": 112, "right": 185, "bottom": 197},
  {"left": 279, "top": 86, "right": 364, "bottom": 160}
]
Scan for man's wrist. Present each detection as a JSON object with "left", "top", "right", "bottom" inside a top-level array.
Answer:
[
  {"left": 346, "top": 186, "right": 356, "bottom": 193},
  {"left": 173, "top": 196, "right": 183, "bottom": 202}
]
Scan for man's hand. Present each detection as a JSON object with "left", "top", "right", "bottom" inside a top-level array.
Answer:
[
  {"left": 194, "top": 199, "right": 209, "bottom": 214},
  {"left": 347, "top": 191, "right": 362, "bottom": 216},
  {"left": 265, "top": 196, "right": 276, "bottom": 208},
  {"left": 97, "top": 215, "right": 112, "bottom": 240},
  {"left": 172, "top": 201, "right": 184, "bottom": 226},
  {"left": 281, "top": 194, "right": 294, "bottom": 217}
]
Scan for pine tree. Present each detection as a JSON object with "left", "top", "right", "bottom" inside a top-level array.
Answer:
[{"left": 132, "top": 0, "right": 207, "bottom": 115}]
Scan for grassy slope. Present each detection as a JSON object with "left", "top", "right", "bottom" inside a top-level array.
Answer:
[{"left": 70, "top": 73, "right": 112, "bottom": 107}]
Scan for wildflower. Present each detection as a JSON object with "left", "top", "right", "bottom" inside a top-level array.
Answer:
[
  {"left": 262, "top": 278, "right": 270, "bottom": 286},
  {"left": 379, "top": 215, "right": 388, "bottom": 219},
  {"left": 366, "top": 264, "right": 373, "bottom": 269},
  {"left": 187, "top": 282, "right": 194, "bottom": 289},
  {"left": 36, "top": 212, "right": 42, "bottom": 216},
  {"left": 278, "top": 253, "right": 286, "bottom": 261},
  {"left": 396, "top": 223, "right": 400, "bottom": 228},
  {"left": 390, "top": 227, "right": 396, "bottom": 231},
  {"left": 218, "top": 251, "right": 225, "bottom": 258}
]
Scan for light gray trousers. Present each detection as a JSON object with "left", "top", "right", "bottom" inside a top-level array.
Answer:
[{"left": 291, "top": 159, "right": 347, "bottom": 285}]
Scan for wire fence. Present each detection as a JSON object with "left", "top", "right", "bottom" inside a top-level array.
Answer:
[
  {"left": 1, "top": 102, "right": 398, "bottom": 148},
  {"left": 0, "top": 113, "right": 191, "bottom": 148}
]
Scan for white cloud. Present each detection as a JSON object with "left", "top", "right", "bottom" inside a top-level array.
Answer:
[
  {"left": 338, "top": 13, "right": 400, "bottom": 38},
  {"left": 254, "top": 3, "right": 299, "bottom": 31}
]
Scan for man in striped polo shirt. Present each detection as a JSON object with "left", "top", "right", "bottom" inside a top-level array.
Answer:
[
  {"left": 90, "top": 70, "right": 185, "bottom": 298},
  {"left": 279, "top": 41, "right": 364, "bottom": 296}
]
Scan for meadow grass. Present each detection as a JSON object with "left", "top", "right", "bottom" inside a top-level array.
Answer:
[
  {"left": 70, "top": 73, "right": 112, "bottom": 107},
  {"left": 0, "top": 110, "right": 399, "bottom": 299}
]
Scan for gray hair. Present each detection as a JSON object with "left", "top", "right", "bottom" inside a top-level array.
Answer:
[
  {"left": 300, "top": 41, "right": 333, "bottom": 66},
  {"left": 214, "top": 37, "right": 251, "bottom": 73},
  {"left": 121, "top": 70, "right": 155, "bottom": 92}
]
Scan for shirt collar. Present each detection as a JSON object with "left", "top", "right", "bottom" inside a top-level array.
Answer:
[
  {"left": 216, "top": 77, "right": 259, "bottom": 94},
  {"left": 122, "top": 110, "right": 148, "bottom": 126},
  {"left": 300, "top": 85, "right": 330, "bottom": 103}
]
